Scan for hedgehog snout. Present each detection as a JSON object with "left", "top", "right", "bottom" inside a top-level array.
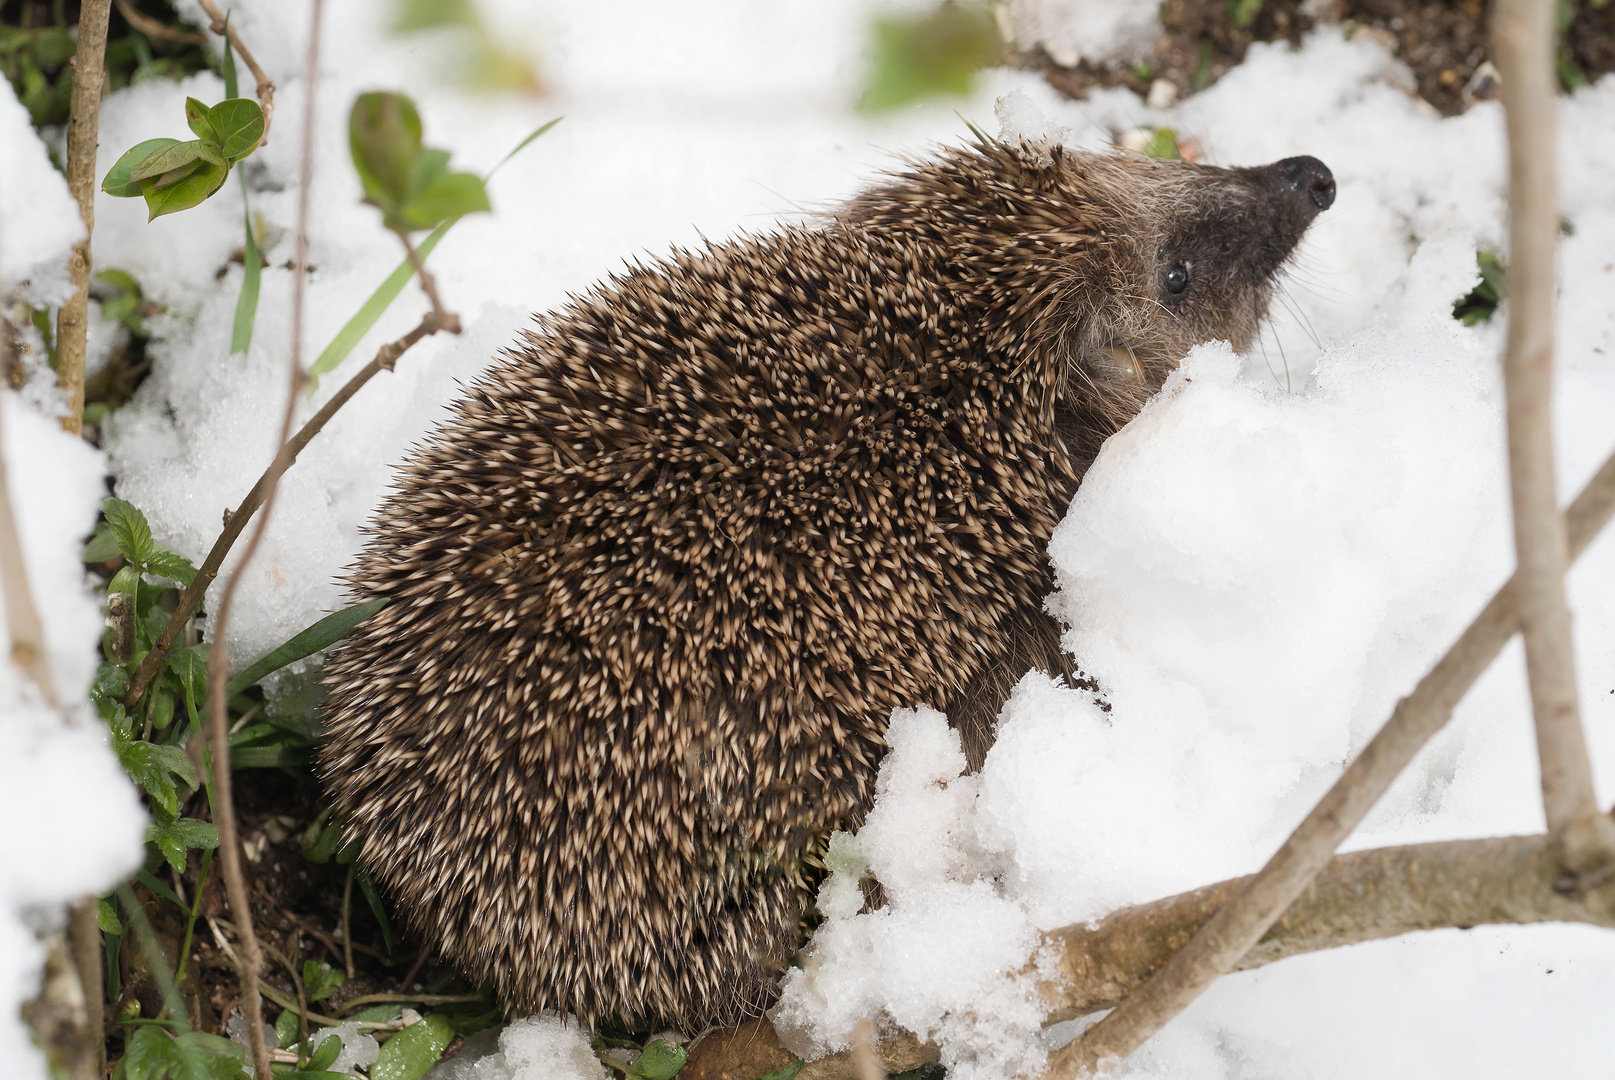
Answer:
[{"left": 1276, "top": 156, "right": 1336, "bottom": 213}]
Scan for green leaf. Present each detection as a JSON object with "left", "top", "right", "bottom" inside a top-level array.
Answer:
[
  {"left": 122, "top": 1023, "right": 176, "bottom": 1080},
  {"left": 146, "top": 818, "right": 218, "bottom": 873},
  {"left": 860, "top": 4, "right": 1002, "bottom": 113},
  {"left": 98, "top": 896, "right": 122, "bottom": 935},
  {"left": 170, "top": 1031, "right": 247, "bottom": 1080},
  {"left": 1229, "top": 0, "right": 1264, "bottom": 30},
  {"left": 350, "top": 92, "right": 424, "bottom": 216},
  {"left": 231, "top": 745, "right": 313, "bottom": 769},
  {"left": 184, "top": 97, "right": 219, "bottom": 142},
  {"left": 142, "top": 158, "right": 230, "bottom": 221},
  {"left": 145, "top": 548, "right": 198, "bottom": 587},
  {"left": 93, "top": 662, "right": 132, "bottom": 704},
  {"left": 227, "top": 597, "right": 391, "bottom": 698},
  {"left": 103, "top": 498, "right": 158, "bottom": 567},
  {"left": 301, "top": 960, "right": 347, "bottom": 1003},
  {"left": 1142, "top": 127, "right": 1181, "bottom": 160},
  {"left": 103, "top": 138, "right": 180, "bottom": 198},
  {"left": 128, "top": 139, "right": 225, "bottom": 184},
  {"left": 149, "top": 687, "right": 176, "bottom": 730},
  {"left": 166, "top": 648, "right": 208, "bottom": 709},
  {"left": 134, "top": 868, "right": 187, "bottom": 911},
  {"left": 307, "top": 1032, "right": 342, "bottom": 1070},
  {"left": 393, "top": 0, "right": 478, "bottom": 31},
  {"left": 274, "top": 1007, "right": 300, "bottom": 1049},
  {"left": 627, "top": 1039, "right": 687, "bottom": 1080},
  {"left": 755, "top": 1062, "right": 806, "bottom": 1080},
  {"left": 354, "top": 867, "right": 393, "bottom": 953},
  {"left": 371, "top": 1014, "right": 455, "bottom": 1080},
  {"left": 308, "top": 117, "right": 559, "bottom": 384},
  {"left": 82, "top": 524, "right": 122, "bottom": 563},
  {"left": 121, "top": 741, "right": 199, "bottom": 814},
  {"left": 399, "top": 171, "right": 489, "bottom": 231},
  {"left": 208, "top": 98, "right": 265, "bottom": 160},
  {"left": 232, "top": 178, "right": 262, "bottom": 356}
]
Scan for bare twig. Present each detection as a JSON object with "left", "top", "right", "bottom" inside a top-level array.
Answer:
[
  {"left": 341, "top": 865, "right": 355, "bottom": 981},
  {"left": 203, "top": 8, "right": 323, "bottom": 1078},
  {"left": 1493, "top": 0, "right": 1612, "bottom": 876},
  {"left": 1045, "top": 439, "right": 1615, "bottom": 1076},
  {"left": 112, "top": 0, "right": 206, "bottom": 44},
  {"left": 0, "top": 403, "right": 56, "bottom": 708},
  {"left": 850, "top": 1020, "right": 886, "bottom": 1080},
  {"left": 196, "top": 0, "right": 275, "bottom": 141},
  {"left": 55, "top": 0, "right": 112, "bottom": 435},
  {"left": 391, "top": 229, "right": 460, "bottom": 333},
  {"left": 125, "top": 306, "right": 457, "bottom": 708}
]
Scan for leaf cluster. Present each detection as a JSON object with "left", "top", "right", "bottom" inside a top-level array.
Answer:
[
  {"left": 114, "top": 1025, "right": 246, "bottom": 1080},
  {"left": 349, "top": 92, "right": 491, "bottom": 232},
  {"left": 101, "top": 96, "right": 265, "bottom": 221}
]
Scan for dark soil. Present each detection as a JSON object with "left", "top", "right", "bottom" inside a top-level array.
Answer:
[{"left": 1024, "top": 0, "right": 1615, "bottom": 119}]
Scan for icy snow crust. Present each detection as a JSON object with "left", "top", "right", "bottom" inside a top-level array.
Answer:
[{"left": 77, "top": 2, "right": 1615, "bottom": 1077}]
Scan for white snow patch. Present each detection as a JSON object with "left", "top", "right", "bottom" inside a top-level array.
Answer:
[{"left": 0, "top": 396, "right": 145, "bottom": 1080}]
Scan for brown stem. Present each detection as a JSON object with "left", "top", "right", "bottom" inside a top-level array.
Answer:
[
  {"left": 1047, "top": 439, "right": 1615, "bottom": 1075},
  {"left": 196, "top": 0, "right": 275, "bottom": 142},
  {"left": 341, "top": 864, "right": 355, "bottom": 981},
  {"left": 1494, "top": 1, "right": 1610, "bottom": 871},
  {"left": 55, "top": 0, "right": 112, "bottom": 436},
  {"left": 123, "top": 308, "right": 451, "bottom": 709},
  {"left": 112, "top": 0, "right": 206, "bottom": 44},
  {"left": 203, "top": 6, "right": 323, "bottom": 1078},
  {"left": 392, "top": 229, "right": 459, "bottom": 333},
  {"left": 67, "top": 899, "right": 103, "bottom": 1080}
]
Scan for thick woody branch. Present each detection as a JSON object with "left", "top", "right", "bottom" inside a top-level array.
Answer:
[
  {"left": 1039, "top": 436, "right": 1615, "bottom": 1076},
  {"left": 1493, "top": 0, "right": 1609, "bottom": 863},
  {"left": 197, "top": 0, "right": 276, "bottom": 141},
  {"left": 684, "top": 833, "right": 1615, "bottom": 1080},
  {"left": 56, "top": 0, "right": 113, "bottom": 436}
]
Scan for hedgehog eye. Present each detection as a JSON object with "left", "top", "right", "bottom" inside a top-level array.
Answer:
[{"left": 1165, "top": 261, "right": 1192, "bottom": 296}]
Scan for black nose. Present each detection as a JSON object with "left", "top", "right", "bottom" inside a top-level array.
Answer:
[{"left": 1278, "top": 156, "right": 1335, "bottom": 211}]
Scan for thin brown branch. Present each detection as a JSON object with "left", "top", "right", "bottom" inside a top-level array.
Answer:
[
  {"left": 196, "top": 0, "right": 275, "bottom": 141},
  {"left": 1494, "top": 1, "right": 1611, "bottom": 871},
  {"left": 203, "top": 7, "right": 322, "bottom": 1078},
  {"left": 55, "top": 0, "right": 112, "bottom": 435},
  {"left": 392, "top": 229, "right": 459, "bottom": 333},
  {"left": 1045, "top": 439, "right": 1615, "bottom": 1076},
  {"left": 341, "top": 865, "right": 355, "bottom": 981},
  {"left": 112, "top": 0, "right": 206, "bottom": 44},
  {"left": 124, "top": 308, "right": 452, "bottom": 708}
]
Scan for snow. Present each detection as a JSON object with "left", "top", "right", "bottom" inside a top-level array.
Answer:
[
  {"left": 0, "top": 395, "right": 146, "bottom": 1078},
  {"left": 0, "top": 75, "right": 84, "bottom": 306},
  {"left": 423, "top": 1015, "right": 605, "bottom": 1080},
  {"left": 773, "top": 37, "right": 1615, "bottom": 1080},
  {"left": 53, "top": 1, "right": 1614, "bottom": 1078},
  {"left": 1006, "top": 0, "right": 1159, "bottom": 68}
]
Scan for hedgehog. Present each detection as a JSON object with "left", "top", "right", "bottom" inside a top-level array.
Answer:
[{"left": 318, "top": 135, "right": 1335, "bottom": 1031}]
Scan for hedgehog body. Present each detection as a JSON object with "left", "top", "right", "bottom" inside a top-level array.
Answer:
[{"left": 319, "top": 138, "right": 1335, "bottom": 1029}]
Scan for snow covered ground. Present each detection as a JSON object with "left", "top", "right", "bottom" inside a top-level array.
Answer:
[{"left": 2, "top": 0, "right": 1613, "bottom": 1077}]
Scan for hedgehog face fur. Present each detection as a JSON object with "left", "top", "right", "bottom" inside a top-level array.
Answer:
[{"left": 319, "top": 137, "right": 1334, "bottom": 1030}]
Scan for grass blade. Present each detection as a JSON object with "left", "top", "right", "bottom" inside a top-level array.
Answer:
[
  {"left": 231, "top": 174, "right": 261, "bottom": 356},
  {"left": 225, "top": 597, "right": 389, "bottom": 698},
  {"left": 307, "top": 116, "right": 562, "bottom": 384},
  {"left": 354, "top": 866, "right": 393, "bottom": 953}
]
